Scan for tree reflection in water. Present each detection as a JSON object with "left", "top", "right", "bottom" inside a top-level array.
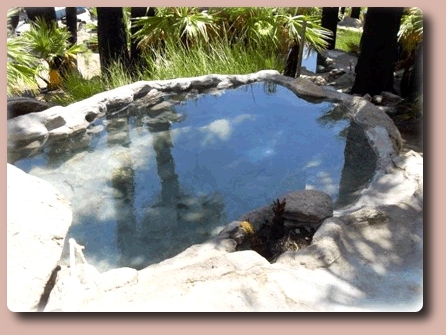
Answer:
[{"left": 107, "top": 102, "right": 225, "bottom": 269}]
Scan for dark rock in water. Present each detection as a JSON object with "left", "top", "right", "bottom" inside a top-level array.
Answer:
[{"left": 7, "top": 97, "right": 50, "bottom": 120}]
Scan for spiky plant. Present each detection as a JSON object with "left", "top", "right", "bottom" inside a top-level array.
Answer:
[
  {"left": 20, "top": 17, "right": 86, "bottom": 89},
  {"left": 7, "top": 36, "right": 42, "bottom": 96},
  {"left": 277, "top": 11, "right": 332, "bottom": 53},
  {"left": 133, "top": 7, "right": 218, "bottom": 49},
  {"left": 133, "top": 7, "right": 331, "bottom": 56},
  {"left": 398, "top": 7, "right": 423, "bottom": 56},
  {"left": 210, "top": 7, "right": 331, "bottom": 54},
  {"left": 6, "top": 8, "right": 43, "bottom": 96}
]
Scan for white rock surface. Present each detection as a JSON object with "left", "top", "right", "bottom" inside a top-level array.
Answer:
[
  {"left": 7, "top": 164, "right": 72, "bottom": 312},
  {"left": 6, "top": 71, "right": 423, "bottom": 312}
]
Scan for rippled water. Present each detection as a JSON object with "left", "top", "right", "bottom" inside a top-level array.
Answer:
[{"left": 14, "top": 82, "right": 350, "bottom": 271}]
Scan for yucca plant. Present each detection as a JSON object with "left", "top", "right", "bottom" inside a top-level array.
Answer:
[{"left": 20, "top": 17, "right": 86, "bottom": 90}]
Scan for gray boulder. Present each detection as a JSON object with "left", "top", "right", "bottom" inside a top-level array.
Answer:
[
  {"left": 280, "top": 190, "right": 333, "bottom": 224},
  {"left": 7, "top": 96, "right": 50, "bottom": 120}
]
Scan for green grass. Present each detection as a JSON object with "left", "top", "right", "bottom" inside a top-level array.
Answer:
[
  {"left": 145, "top": 38, "right": 283, "bottom": 80},
  {"left": 335, "top": 27, "right": 362, "bottom": 55},
  {"left": 51, "top": 38, "right": 284, "bottom": 105}
]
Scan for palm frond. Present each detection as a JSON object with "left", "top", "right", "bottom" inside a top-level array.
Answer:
[
  {"left": 7, "top": 37, "right": 42, "bottom": 96},
  {"left": 20, "top": 17, "right": 85, "bottom": 67},
  {"left": 398, "top": 7, "right": 423, "bottom": 54}
]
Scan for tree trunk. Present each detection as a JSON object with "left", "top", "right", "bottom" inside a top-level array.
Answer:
[
  {"left": 350, "top": 7, "right": 361, "bottom": 19},
  {"left": 65, "top": 7, "right": 77, "bottom": 46},
  {"left": 130, "top": 7, "right": 156, "bottom": 74},
  {"left": 24, "top": 7, "right": 56, "bottom": 25},
  {"left": 351, "top": 7, "right": 403, "bottom": 96},
  {"left": 97, "top": 7, "right": 130, "bottom": 74},
  {"left": 401, "top": 42, "right": 423, "bottom": 101},
  {"left": 321, "top": 7, "right": 339, "bottom": 50},
  {"left": 283, "top": 42, "right": 300, "bottom": 77}
]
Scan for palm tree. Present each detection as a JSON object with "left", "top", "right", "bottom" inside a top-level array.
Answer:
[{"left": 19, "top": 17, "right": 85, "bottom": 90}]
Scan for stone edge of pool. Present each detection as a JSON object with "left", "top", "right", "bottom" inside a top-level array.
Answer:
[{"left": 7, "top": 70, "right": 423, "bottom": 312}]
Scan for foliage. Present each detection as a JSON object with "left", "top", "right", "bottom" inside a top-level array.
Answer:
[
  {"left": 335, "top": 27, "right": 362, "bottom": 54},
  {"left": 398, "top": 7, "right": 423, "bottom": 55},
  {"left": 48, "top": 35, "right": 282, "bottom": 106},
  {"left": 133, "top": 7, "right": 218, "bottom": 49},
  {"left": 7, "top": 37, "right": 42, "bottom": 96},
  {"left": 7, "top": 7, "right": 20, "bottom": 37},
  {"left": 396, "top": 7, "right": 423, "bottom": 103},
  {"left": 133, "top": 7, "right": 332, "bottom": 55},
  {"left": 49, "top": 70, "right": 102, "bottom": 105},
  {"left": 7, "top": 8, "right": 42, "bottom": 96},
  {"left": 20, "top": 17, "right": 85, "bottom": 70},
  {"left": 144, "top": 37, "right": 283, "bottom": 80},
  {"left": 10, "top": 7, "right": 336, "bottom": 104},
  {"left": 278, "top": 12, "right": 331, "bottom": 53}
]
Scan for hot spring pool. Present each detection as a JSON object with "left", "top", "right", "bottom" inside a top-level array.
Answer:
[{"left": 14, "top": 82, "right": 351, "bottom": 270}]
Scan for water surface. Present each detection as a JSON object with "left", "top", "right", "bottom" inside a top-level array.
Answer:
[{"left": 14, "top": 82, "right": 349, "bottom": 270}]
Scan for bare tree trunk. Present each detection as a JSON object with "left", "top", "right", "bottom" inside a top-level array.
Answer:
[
  {"left": 351, "top": 7, "right": 403, "bottom": 96},
  {"left": 321, "top": 7, "right": 339, "bottom": 50},
  {"left": 65, "top": 7, "right": 77, "bottom": 46},
  {"left": 401, "top": 42, "right": 423, "bottom": 101},
  {"left": 24, "top": 7, "right": 56, "bottom": 25},
  {"left": 130, "top": 7, "right": 156, "bottom": 74},
  {"left": 283, "top": 42, "right": 299, "bottom": 78},
  {"left": 97, "top": 7, "right": 130, "bottom": 74},
  {"left": 351, "top": 7, "right": 361, "bottom": 19}
]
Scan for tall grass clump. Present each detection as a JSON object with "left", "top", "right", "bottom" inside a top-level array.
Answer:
[
  {"left": 49, "top": 71, "right": 102, "bottom": 105},
  {"left": 51, "top": 60, "right": 143, "bottom": 106},
  {"left": 144, "top": 36, "right": 283, "bottom": 80},
  {"left": 335, "top": 27, "right": 362, "bottom": 54}
]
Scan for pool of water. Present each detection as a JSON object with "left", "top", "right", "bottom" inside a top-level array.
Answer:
[
  {"left": 14, "top": 82, "right": 350, "bottom": 271},
  {"left": 302, "top": 48, "right": 318, "bottom": 72}
]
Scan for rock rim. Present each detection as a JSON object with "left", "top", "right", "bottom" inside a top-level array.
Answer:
[{"left": 7, "top": 70, "right": 422, "bottom": 312}]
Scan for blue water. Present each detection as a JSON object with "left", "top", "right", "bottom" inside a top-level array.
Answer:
[
  {"left": 14, "top": 82, "right": 349, "bottom": 270},
  {"left": 302, "top": 48, "right": 318, "bottom": 72}
]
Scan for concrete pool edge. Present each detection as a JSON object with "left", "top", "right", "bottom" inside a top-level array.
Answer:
[{"left": 7, "top": 71, "right": 422, "bottom": 311}]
